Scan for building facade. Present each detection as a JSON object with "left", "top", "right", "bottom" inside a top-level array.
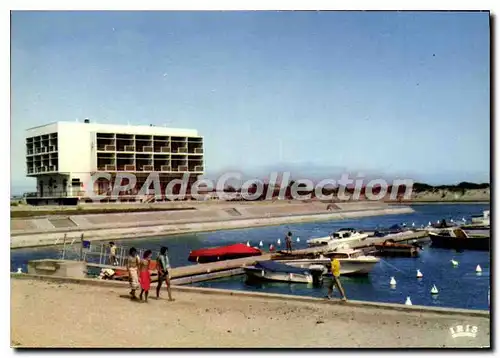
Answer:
[{"left": 25, "top": 120, "right": 204, "bottom": 204}]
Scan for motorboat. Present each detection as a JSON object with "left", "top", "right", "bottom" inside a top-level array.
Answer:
[
  {"left": 188, "top": 243, "right": 262, "bottom": 263},
  {"left": 470, "top": 210, "right": 490, "bottom": 226},
  {"left": 428, "top": 215, "right": 490, "bottom": 231},
  {"left": 373, "top": 224, "right": 411, "bottom": 237},
  {"left": 306, "top": 228, "right": 369, "bottom": 249},
  {"left": 325, "top": 248, "right": 380, "bottom": 275},
  {"left": 428, "top": 228, "right": 489, "bottom": 251},
  {"left": 430, "top": 219, "right": 455, "bottom": 229},
  {"left": 243, "top": 260, "right": 323, "bottom": 284},
  {"left": 275, "top": 248, "right": 379, "bottom": 276}
]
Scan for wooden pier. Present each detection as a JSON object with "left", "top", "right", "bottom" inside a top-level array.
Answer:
[{"left": 87, "top": 253, "right": 272, "bottom": 280}]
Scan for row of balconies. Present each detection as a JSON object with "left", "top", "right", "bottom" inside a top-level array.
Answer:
[
  {"left": 98, "top": 164, "right": 203, "bottom": 172},
  {"left": 27, "top": 145, "right": 203, "bottom": 155},
  {"left": 26, "top": 133, "right": 57, "bottom": 141},
  {"left": 96, "top": 134, "right": 200, "bottom": 141},
  {"left": 27, "top": 146, "right": 58, "bottom": 155},
  {"left": 27, "top": 165, "right": 58, "bottom": 174},
  {"left": 27, "top": 163, "right": 203, "bottom": 173},
  {"left": 97, "top": 144, "right": 202, "bottom": 154}
]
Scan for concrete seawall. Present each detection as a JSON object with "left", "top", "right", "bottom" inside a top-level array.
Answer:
[{"left": 11, "top": 205, "right": 414, "bottom": 249}]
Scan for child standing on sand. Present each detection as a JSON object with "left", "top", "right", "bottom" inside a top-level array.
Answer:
[{"left": 139, "top": 250, "right": 153, "bottom": 302}]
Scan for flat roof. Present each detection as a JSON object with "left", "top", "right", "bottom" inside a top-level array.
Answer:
[{"left": 26, "top": 121, "right": 200, "bottom": 136}]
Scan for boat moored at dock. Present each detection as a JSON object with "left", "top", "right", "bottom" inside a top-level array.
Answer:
[
  {"left": 428, "top": 228, "right": 489, "bottom": 251},
  {"left": 471, "top": 210, "right": 490, "bottom": 226},
  {"left": 243, "top": 260, "right": 323, "bottom": 284},
  {"left": 306, "top": 228, "right": 369, "bottom": 249},
  {"left": 324, "top": 248, "right": 380, "bottom": 275},
  {"left": 372, "top": 239, "right": 421, "bottom": 257},
  {"left": 373, "top": 224, "right": 411, "bottom": 237},
  {"left": 274, "top": 248, "right": 380, "bottom": 276},
  {"left": 188, "top": 243, "right": 262, "bottom": 263}
]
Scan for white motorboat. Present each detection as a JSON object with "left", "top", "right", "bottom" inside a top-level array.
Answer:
[
  {"left": 306, "top": 228, "right": 369, "bottom": 249},
  {"left": 277, "top": 248, "right": 379, "bottom": 276},
  {"left": 471, "top": 210, "right": 490, "bottom": 226},
  {"left": 328, "top": 248, "right": 380, "bottom": 275},
  {"left": 243, "top": 260, "right": 323, "bottom": 284}
]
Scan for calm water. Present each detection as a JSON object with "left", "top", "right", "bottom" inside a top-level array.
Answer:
[
  {"left": 191, "top": 247, "right": 490, "bottom": 310},
  {"left": 11, "top": 204, "right": 490, "bottom": 310}
]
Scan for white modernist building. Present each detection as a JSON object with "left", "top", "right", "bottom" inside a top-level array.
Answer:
[{"left": 25, "top": 120, "right": 204, "bottom": 204}]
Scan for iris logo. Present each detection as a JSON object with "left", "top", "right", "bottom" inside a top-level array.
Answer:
[{"left": 449, "top": 324, "right": 478, "bottom": 338}]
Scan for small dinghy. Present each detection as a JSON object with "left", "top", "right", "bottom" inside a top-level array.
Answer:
[
  {"left": 374, "top": 239, "right": 420, "bottom": 257},
  {"left": 373, "top": 224, "right": 409, "bottom": 237},
  {"left": 243, "top": 260, "right": 323, "bottom": 284}
]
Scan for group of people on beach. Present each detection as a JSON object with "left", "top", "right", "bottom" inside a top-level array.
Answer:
[{"left": 125, "top": 246, "right": 174, "bottom": 303}]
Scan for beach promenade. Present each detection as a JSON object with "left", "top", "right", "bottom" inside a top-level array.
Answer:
[{"left": 11, "top": 278, "right": 489, "bottom": 348}]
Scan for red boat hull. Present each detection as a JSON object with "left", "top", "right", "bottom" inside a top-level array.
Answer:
[{"left": 188, "top": 243, "right": 262, "bottom": 263}]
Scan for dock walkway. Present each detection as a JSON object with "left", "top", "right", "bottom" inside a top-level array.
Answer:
[{"left": 87, "top": 253, "right": 273, "bottom": 280}]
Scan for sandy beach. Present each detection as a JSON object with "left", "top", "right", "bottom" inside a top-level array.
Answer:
[{"left": 11, "top": 278, "right": 489, "bottom": 348}]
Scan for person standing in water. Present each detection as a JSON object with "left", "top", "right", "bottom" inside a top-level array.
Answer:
[
  {"left": 327, "top": 258, "right": 347, "bottom": 301},
  {"left": 126, "top": 247, "right": 141, "bottom": 300},
  {"left": 139, "top": 250, "right": 152, "bottom": 302},
  {"left": 285, "top": 231, "right": 293, "bottom": 254},
  {"left": 156, "top": 246, "right": 174, "bottom": 301}
]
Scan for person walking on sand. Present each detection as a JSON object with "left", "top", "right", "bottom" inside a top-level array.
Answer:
[
  {"left": 285, "top": 231, "right": 293, "bottom": 254},
  {"left": 156, "top": 246, "right": 174, "bottom": 301},
  {"left": 126, "top": 247, "right": 141, "bottom": 300},
  {"left": 109, "top": 242, "right": 118, "bottom": 266},
  {"left": 327, "top": 258, "right": 347, "bottom": 301},
  {"left": 139, "top": 250, "right": 152, "bottom": 302}
]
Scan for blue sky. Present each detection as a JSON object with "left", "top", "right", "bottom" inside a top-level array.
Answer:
[{"left": 11, "top": 11, "right": 490, "bottom": 192}]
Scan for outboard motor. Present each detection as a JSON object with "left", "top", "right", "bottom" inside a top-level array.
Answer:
[{"left": 309, "top": 265, "right": 326, "bottom": 287}]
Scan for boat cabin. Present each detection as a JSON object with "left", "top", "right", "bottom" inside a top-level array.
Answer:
[
  {"left": 328, "top": 248, "right": 365, "bottom": 259},
  {"left": 330, "top": 230, "right": 355, "bottom": 239},
  {"left": 434, "top": 228, "right": 470, "bottom": 238},
  {"left": 472, "top": 210, "right": 490, "bottom": 221},
  {"left": 338, "top": 228, "right": 356, "bottom": 232}
]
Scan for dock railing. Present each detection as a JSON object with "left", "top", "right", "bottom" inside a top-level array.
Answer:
[{"left": 58, "top": 234, "right": 158, "bottom": 268}]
